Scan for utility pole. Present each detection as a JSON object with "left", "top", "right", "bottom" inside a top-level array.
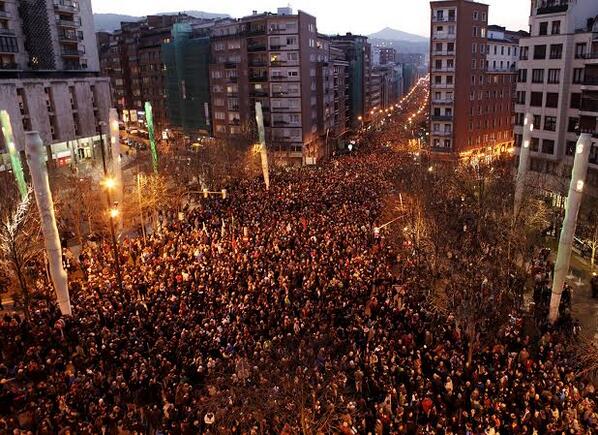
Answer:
[
  {"left": 25, "top": 132, "right": 71, "bottom": 316},
  {"left": 549, "top": 133, "right": 592, "bottom": 323}
]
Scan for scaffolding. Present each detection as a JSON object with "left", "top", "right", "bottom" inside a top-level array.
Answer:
[{"left": 162, "top": 23, "right": 211, "bottom": 138}]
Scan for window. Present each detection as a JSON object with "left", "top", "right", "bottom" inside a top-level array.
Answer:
[
  {"left": 520, "top": 46, "right": 529, "bottom": 60},
  {"left": 567, "top": 117, "right": 579, "bottom": 133},
  {"left": 544, "top": 116, "right": 557, "bottom": 131},
  {"left": 551, "top": 21, "right": 560, "bottom": 35},
  {"left": 538, "top": 22, "right": 548, "bottom": 36},
  {"left": 572, "top": 68, "right": 584, "bottom": 84},
  {"left": 447, "top": 42, "right": 455, "bottom": 52},
  {"left": 516, "top": 91, "right": 527, "bottom": 105},
  {"left": 214, "top": 111, "right": 226, "bottom": 120},
  {"left": 530, "top": 137, "right": 540, "bottom": 152},
  {"left": 570, "top": 93, "right": 581, "bottom": 109},
  {"left": 545, "top": 92, "right": 559, "bottom": 108},
  {"left": 530, "top": 92, "right": 543, "bottom": 107},
  {"left": 547, "top": 69, "right": 560, "bottom": 84},
  {"left": 575, "top": 43, "right": 587, "bottom": 59},
  {"left": 517, "top": 69, "right": 528, "bottom": 83},
  {"left": 549, "top": 44, "right": 563, "bottom": 59},
  {"left": 532, "top": 69, "right": 544, "bottom": 83},
  {"left": 481, "top": 12, "right": 486, "bottom": 21},
  {"left": 473, "top": 11, "right": 479, "bottom": 20},
  {"left": 473, "top": 26, "right": 478, "bottom": 37},
  {"left": 472, "top": 43, "right": 477, "bottom": 53},
  {"left": 542, "top": 139, "right": 555, "bottom": 154},
  {"left": 533, "top": 115, "right": 542, "bottom": 129},
  {"left": 533, "top": 45, "right": 546, "bottom": 60}
]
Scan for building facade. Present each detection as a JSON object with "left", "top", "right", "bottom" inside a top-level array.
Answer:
[
  {"left": 514, "top": 0, "right": 598, "bottom": 192},
  {"left": 429, "top": 0, "right": 520, "bottom": 157},
  {"left": 208, "top": 8, "right": 322, "bottom": 164},
  {"left": 0, "top": 0, "right": 110, "bottom": 169},
  {"left": 329, "top": 34, "right": 372, "bottom": 127}
]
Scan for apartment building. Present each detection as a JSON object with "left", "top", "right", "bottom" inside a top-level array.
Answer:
[
  {"left": 329, "top": 34, "right": 372, "bottom": 127},
  {"left": 514, "top": 0, "right": 598, "bottom": 193},
  {"left": 0, "top": 0, "right": 110, "bottom": 168},
  {"left": 429, "top": 0, "right": 520, "bottom": 157},
  {"left": 379, "top": 47, "right": 397, "bottom": 65},
  {"left": 98, "top": 15, "right": 190, "bottom": 134},
  {"left": 209, "top": 8, "right": 321, "bottom": 164}
]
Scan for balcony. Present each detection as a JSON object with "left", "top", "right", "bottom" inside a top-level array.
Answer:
[
  {"left": 431, "top": 66, "right": 455, "bottom": 72},
  {"left": 431, "top": 97, "right": 454, "bottom": 104},
  {"left": 430, "top": 82, "right": 454, "bottom": 89},
  {"left": 431, "top": 115, "right": 454, "bottom": 121},
  {"left": 432, "top": 33, "right": 456, "bottom": 41},
  {"left": 0, "top": 28, "right": 15, "bottom": 36},
  {"left": 248, "top": 44, "right": 266, "bottom": 52},
  {"left": 61, "top": 47, "right": 84, "bottom": 56},
  {"left": 250, "top": 89, "right": 268, "bottom": 97},
  {"left": 64, "top": 63, "right": 86, "bottom": 70},
  {"left": 0, "top": 63, "right": 18, "bottom": 70},
  {"left": 432, "top": 16, "right": 456, "bottom": 23},
  {"left": 271, "top": 74, "right": 292, "bottom": 81},
  {"left": 581, "top": 76, "right": 598, "bottom": 88},
  {"left": 536, "top": 2, "right": 568, "bottom": 15},
  {"left": 247, "top": 28, "right": 266, "bottom": 36},
  {"left": 580, "top": 99, "right": 598, "bottom": 114},
  {"left": 0, "top": 11, "right": 11, "bottom": 19},
  {"left": 58, "top": 32, "right": 82, "bottom": 42},
  {"left": 227, "top": 76, "right": 238, "bottom": 83},
  {"left": 249, "top": 60, "right": 267, "bottom": 67},
  {"left": 54, "top": 0, "right": 79, "bottom": 12},
  {"left": 249, "top": 74, "right": 268, "bottom": 82},
  {"left": 432, "top": 130, "right": 453, "bottom": 137},
  {"left": 56, "top": 18, "right": 81, "bottom": 28},
  {"left": 224, "top": 62, "right": 238, "bottom": 69},
  {"left": 431, "top": 50, "right": 455, "bottom": 56},
  {"left": 581, "top": 52, "right": 598, "bottom": 64}
]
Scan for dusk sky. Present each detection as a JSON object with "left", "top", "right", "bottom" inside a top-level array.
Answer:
[{"left": 91, "top": 0, "right": 531, "bottom": 37}]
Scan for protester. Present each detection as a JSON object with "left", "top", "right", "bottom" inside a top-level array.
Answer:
[{"left": 0, "top": 87, "right": 595, "bottom": 433}]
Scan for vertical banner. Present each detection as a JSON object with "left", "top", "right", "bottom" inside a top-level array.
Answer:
[
  {"left": 255, "top": 102, "right": 270, "bottom": 191},
  {"left": 0, "top": 111, "right": 27, "bottom": 199},
  {"left": 25, "top": 132, "right": 71, "bottom": 316},
  {"left": 145, "top": 102, "right": 158, "bottom": 174}
]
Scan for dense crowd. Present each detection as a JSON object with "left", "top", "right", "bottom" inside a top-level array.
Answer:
[{"left": 1, "top": 89, "right": 597, "bottom": 434}]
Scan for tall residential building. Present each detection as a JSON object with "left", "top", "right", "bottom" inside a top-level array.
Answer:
[
  {"left": 0, "top": 0, "right": 110, "bottom": 167},
  {"left": 379, "top": 47, "right": 397, "bottom": 65},
  {"left": 208, "top": 8, "right": 322, "bottom": 164},
  {"left": 429, "top": 0, "right": 520, "bottom": 157},
  {"left": 98, "top": 15, "right": 190, "bottom": 135},
  {"left": 162, "top": 21, "right": 214, "bottom": 139},
  {"left": 330, "top": 34, "right": 372, "bottom": 126},
  {"left": 514, "top": 0, "right": 598, "bottom": 194}
]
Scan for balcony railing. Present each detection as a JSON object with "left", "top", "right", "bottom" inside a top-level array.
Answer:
[
  {"left": 249, "top": 75, "right": 268, "bottom": 82},
  {"left": 54, "top": 0, "right": 79, "bottom": 11},
  {"left": 581, "top": 52, "right": 598, "bottom": 60},
  {"left": 582, "top": 77, "right": 598, "bottom": 86},
  {"left": 59, "top": 32, "right": 82, "bottom": 42},
  {"left": 0, "top": 11, "right": 11, "bottom": 19},
  {"left": 432, "top": 130, "right": 453, "bottom": 137},
  {"left": 431, "top": 66, "right": 455, "bottom": 72},
  {"left": 247, "top": 28, "right": 266, "bottom": 36},
  {"left": 536, "top": 2, "right": 568, "bottom": 15},
  {"left": 431, "top": 98, "right": 454, "bottom": 104},
  {"left": 249, "top": 60, "right": 267, "bottom": 67},
  {"left": 432, "top": 16, "right": 456, "bottom": 23},
  {"left": 224, "top": 62, "right": 238, "bottom": 69},
  {"left": 61, "top": 47, "right": 84, "bottom": 56},
  {"left": 432, "top": 33, "right": 456, "bottom": 40},
  {"left": 431, "top": 115, "right": 454, "bottom": 121},
  {"left": 0, "top": 28, "right": 15, "bottom": 36},
  {"left": 581, "top": 99, "right": 598, "bottom": 113},
  {"left": 431, "top": 50, "right": 455, "bottom": 56},
  {"left": 248, "top": 44, "right": 266, "bottom": 52},
  {"left": 56, "top": 18, "right": 81, "bottom": 27},
  {"left": 0, "top": 63, "right": 18, "bottom": 70}
]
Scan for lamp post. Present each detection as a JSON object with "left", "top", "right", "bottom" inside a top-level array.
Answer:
[{"left": 98, "top": 121, "right": 123, "bottom": 292}]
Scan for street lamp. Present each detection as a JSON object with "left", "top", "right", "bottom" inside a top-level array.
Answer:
[{"left": 98, "top": 121, "right": 124, "bottom": 292}]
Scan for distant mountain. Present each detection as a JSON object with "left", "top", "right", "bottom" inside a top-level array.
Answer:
[
  {"left": 93, "top": 11, "right": 229, "bottom": 32},
  {"left": 369, "top": 27, "right": 427, "bottom": 43},
  {"left": 370, "top": 38, "right": 429, "bottom": 55}
]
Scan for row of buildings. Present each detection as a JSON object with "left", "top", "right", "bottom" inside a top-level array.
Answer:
[
  {"left": 0, "top": 0, "right": 110, "bottom": 170},
  {"left": 428, "top": 0, "right": 598, "bottom": 192},
  {"left": 96, "top": 8, "right": 418, "bottom": 164}
]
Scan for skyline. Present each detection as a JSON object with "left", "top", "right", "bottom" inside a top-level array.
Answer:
[{"left": 90, "top": 0, "right": 531, "bottom": 37}]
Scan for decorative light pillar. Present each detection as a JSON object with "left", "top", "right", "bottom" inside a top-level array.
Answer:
[
  {"left": 145, "top": 101, "right": 158, "bottom": 174},
  {"left": 255, "top": 102, "right": 270, "bottom": 190},
  {"left": 25, "top": 132, "right": 71, "bottom": 316},
  {"left": 109, "top": 108, "right": 123, "bottom": 205},
  {"left": 0, "top": 111, "right": 27, "bottom": 199},
  {"left": 514, "top": 112, "right": 533, "bottom": 216},
  {"left": 549, "top": 133, "right": 592, "bottom": 323}
]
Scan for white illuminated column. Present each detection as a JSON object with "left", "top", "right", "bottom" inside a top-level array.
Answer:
[
  {"left": 548, "top": 133, "right": 592, "bottom": 323},
  {"left": 514, "top": 113, "right": 533, "bottom": 216},
  {"left": 25, "top": 132, "right": 71, "bottom": 316},
  {"left": 109, "top": 108, "right": 123, "bottom": 205},
  {"left": 255, "top": 102, "right": 270, "bottom": 191}
]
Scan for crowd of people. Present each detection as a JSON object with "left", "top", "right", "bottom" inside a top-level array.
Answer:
[{"left": 1, "top": 86, "right": 596, "bottom": 434}]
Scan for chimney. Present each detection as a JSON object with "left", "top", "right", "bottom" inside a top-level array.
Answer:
[{"left": 252, "top": 10, "right": 258, "bottom": 15}]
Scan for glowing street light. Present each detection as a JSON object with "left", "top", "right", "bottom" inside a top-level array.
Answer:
[
  {"left": 102, "top": 176, "right": 117, "bottom": 190},
  {"left": 109, "top": 207, "right": 120, "bottom": 219}
]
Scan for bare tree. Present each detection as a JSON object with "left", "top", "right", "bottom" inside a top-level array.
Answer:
[{"left": 0, "top": 187, "right": 44, "bottom": 320}]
